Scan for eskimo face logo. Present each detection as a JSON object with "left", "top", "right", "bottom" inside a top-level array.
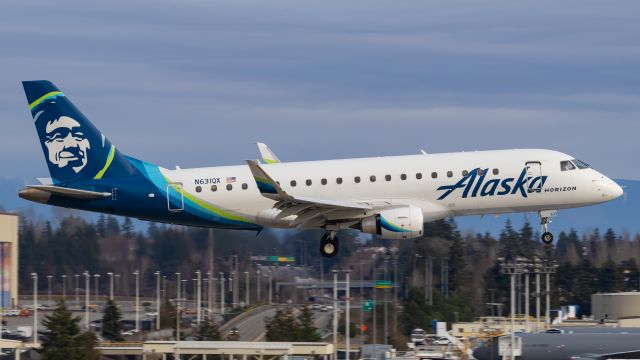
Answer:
[{"left": 43, "top": 116, "right": 90, "bottom": 173}]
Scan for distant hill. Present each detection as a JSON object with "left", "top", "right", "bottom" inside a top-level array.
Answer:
[{"left": 1, "top": 178, "right": 637, "bottom": 236}]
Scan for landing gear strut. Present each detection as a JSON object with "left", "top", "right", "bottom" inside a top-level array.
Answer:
[
  {"left": 320, "top": 232, "right": 339, "bottom": 258},
  {"left": 540, "top": 212, "right": 554, "bottom": 244}
]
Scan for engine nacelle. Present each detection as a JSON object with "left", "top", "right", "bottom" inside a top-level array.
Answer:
[{"left": 361, "top": 206, "right": 424, "bottom": 239}]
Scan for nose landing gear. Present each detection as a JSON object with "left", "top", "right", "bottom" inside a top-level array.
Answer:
[
  {"left": 320, "top": 231, "right": 339, "bottom": 258},
  {"left": 539, "top": 210, "right": 556, "bottom": 244}
]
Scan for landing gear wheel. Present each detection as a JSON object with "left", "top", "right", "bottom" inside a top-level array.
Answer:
[
  {"left": 541, "top": 231, "right": 554, "bottom": 244},
  {"left": 320, "top": 233, "right": 339, "bottom": 258}
]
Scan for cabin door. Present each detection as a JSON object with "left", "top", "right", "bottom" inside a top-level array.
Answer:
[
  {"left": 167, "top": 182, "right": 184, "bottom": 212},
  {"left": 525, "top": 161, "right": 542, "bottom": 193}
]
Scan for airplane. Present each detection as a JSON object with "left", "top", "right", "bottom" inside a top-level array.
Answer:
[{"left": 18, "top": 80, "right": 624, "bottom": 257}]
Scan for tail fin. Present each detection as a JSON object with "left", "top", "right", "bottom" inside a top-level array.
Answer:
[{"left": 22, "top": 80, "right": 136, "bottom": 184}]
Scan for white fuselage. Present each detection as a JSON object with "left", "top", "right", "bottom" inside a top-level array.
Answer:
[{"left": 157, "top": 149, "right": 623, "bottom": 229}]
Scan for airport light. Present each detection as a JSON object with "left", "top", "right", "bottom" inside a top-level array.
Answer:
[
  {"left": 107, "top": 272, "right": 114, "bottom": 300},
  {"left": 134, "top": 270, "right": 140, "bottom": 332},
  {"left": 84, "top": 271, "right": 90, "bottom": 330},
  {"left": 31, "top": 273, "right": 38, "bottom": 344},
  {"left": 155, "top": 271, "right": 161, "bottom": 330}
]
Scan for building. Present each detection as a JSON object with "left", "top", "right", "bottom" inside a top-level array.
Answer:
[
  {"left": 592, "top": 292, "right": 640, "bottom": 321},
  {"left": 0, "top": 213, "right": 18, "bottom": 308}
]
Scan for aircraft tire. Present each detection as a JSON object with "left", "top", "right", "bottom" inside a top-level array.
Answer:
[
  {"left": 541, "top": 231, "right": 554, "bottom": 244},
  {"left": 320, "top": 234, "right": 339, "bottom": 258}
]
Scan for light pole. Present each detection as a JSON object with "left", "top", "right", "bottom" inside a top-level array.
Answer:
[
  {"left": 541, "top": 260, "right": 558, "bottom": 329},
  {"left": 257, "top": 269, "right": 261, "bottom": 303},
  {"left": 219, "top": 272, "right": 225, "bottom": 315},
  {"left": 206, "top": 271, "right": 212, "bottom": 318},
  {"left": 107, "top": 272, "right": 114, "bottom": 301},
  {"left": 332, "top": 270, "right": 338, "bottom": 360},
  {"left": 61, "top": 274, "right": 67, "bottom": 300},
  {"left": 31, "top": 273, "right": 38, "bottom": 344},
  {"left": 47, "top": 275, "right": 53, "bottom": 304},
  {"left": 175, "top": 272, "right": 181, "bottom": 303},
  {"left": 345, "top": 270, "right": 351, "bottom": 360},
  {"left": 244, "top": 271, "right": 249, "bottom": 306},
  {"left": 268, "top": 270, "right": 273, "bottom": 305},
  {"left": 230, "top": 273, "right": 235, "bottom": 309},
  {"left": 499, "top": 257, "right": 528, "bottom": 360},
  {"left": 93, "top": 274, "right": 101, "bottom": 303},
  {"left": 115, "top": 274, "right": 121, "bottom": 297},
  {"left": 134, "top": 270, "right": 140, "bottom": 332},
  {"left": 155, "top": 271, "right": 161, "bottom": 330},
  {"left": 196, "top": 270, "right": 202, "bottom": 325},
  {"left": 84, "top": 271, "right": 90, "bottom": 330},
  {"left": 74, "top": 274, "right": 80, "bottom": 309}
]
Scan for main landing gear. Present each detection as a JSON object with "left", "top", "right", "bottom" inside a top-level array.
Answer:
[
  {"left": 539, "top": 210, "right": 555, "bottom": 244},
  {"left": 320, "top": 231, "right": 339, "bottom": 258}
]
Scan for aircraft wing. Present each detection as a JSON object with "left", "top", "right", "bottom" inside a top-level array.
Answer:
[
  {"left": 257, "top": 142, "right": 281, "bottom": 164},
  {"left": 571, "top": 350, "right": 640, "bottom": 360},
  {"left": 245, "top": 160, "right": 371, "bottom": 210}
]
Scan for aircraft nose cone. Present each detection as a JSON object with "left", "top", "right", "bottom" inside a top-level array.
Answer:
[
  {"left": 611, "top": 180, "right": 624, "bottom": 199},
  {"left": 599, "top": 178, "right": 624, "bottom": 200}
]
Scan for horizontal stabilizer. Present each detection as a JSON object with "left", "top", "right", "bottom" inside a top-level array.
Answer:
[{"left": 19, "top": 185, "right": 111, "bottom": 203}]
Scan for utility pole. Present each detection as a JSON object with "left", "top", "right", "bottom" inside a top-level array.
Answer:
[
  {"left": 74, "top": 274, "right": 80, "bottom": 309},
  {"left": 61, "top": 274, "right": 67, "bottom": 300},
  {"left": 383, "top": 256, "right": 389, "bottom": 345},
  {"left": 525, "top": 270, "right": 530, "bottom": 332},
  {"left": 359, "top": 260, "right": 364, "bottom": 346},
  {"left": 372, "top": 255, "right": 377, "bottom": 345},
  {"left": 208, "top": 228, "right": 215, "bottom": 316},
  {"left": 93, "top": 274, "right": 100, "bottom": 304},
  {"left": 257, "top": 269, "right": 261, "bottom": 303},
  {"left": 268, "top": 270, "right": 273, "bottom": 305},
  {"left": 107, "top": 272, "right": 114, "bottom": 301},
  {"left": 47, "top": 275, "right": 52, "bottom": 304}
]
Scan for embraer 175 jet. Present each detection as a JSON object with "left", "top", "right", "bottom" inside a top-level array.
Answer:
[{"left": 18, "top": 81, "right": 624, "bottom": 257}]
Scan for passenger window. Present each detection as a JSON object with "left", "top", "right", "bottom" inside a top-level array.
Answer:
[
  {"left": 462, "top": 170, "right": 469, "bottom": 176},
  {"left": 226, "top": 184, "right": 233, "bottom": 191},
  {"left": 385, "top": 175, "right": 391, "bottom": 181},
  {"left": 290, "top": 180, "right": 297, "bottom": 187},
  {"left": 354, "top": 176, "right": 361, "bottom": 183},
  {"left": 560, "top": 160, "right": 576, "bottom": 171},
  {"left": 431, "top": 172, "right": 437, "bottom": 179},
  {"left": 416, "top": 173, "right": 422, "bottom": 179},
  {"left": 211, "top": 185, "right": 217, "bottom": 192},
  {"left": 242, "top": 183, "right": 248, "bottom": 190},
  {"left": 493, "top": 168, "right": 499, "bottom": 175},
  {"left": 370, "top": 175, "right": 376, "bottom": 182},
  {"left": 400, "top": 174, "right": 407, "bottom": 180},
  {"left": 336, "top": 177, "right": 343, "bottom": 184},
  {"left": 478, "top": 169, "right": 485, "bottom": 176},
  {"left": 196, "top": 186, "right": 202, "bottom": 193},
  {"left": 447, "top": 171, "right": 453, "bottom": 178},
  {"left": 321, "top": 178, "right": 327, "bottom": 185},
  {"left": 306, "top": 179, "right": 312, "bottom": 186}
]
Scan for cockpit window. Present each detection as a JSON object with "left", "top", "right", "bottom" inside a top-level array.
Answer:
[
  {"left": 572, "top": 159, "right": 590, "bottom": 169},
  {"left": 560, "top": 160, "right": 576, "bottom": 171}
]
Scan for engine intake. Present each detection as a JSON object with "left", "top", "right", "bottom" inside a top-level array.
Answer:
[{"left": 361, "top": 206, "right": 424, "bottom": 239}]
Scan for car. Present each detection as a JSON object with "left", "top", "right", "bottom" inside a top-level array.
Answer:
[
  {"left": 320, "top": 305, "right": 328, "bottom": 312},
  {"left": 145, "top": 312, "right": 158, "bottom": 317},
  {"left": 311, "top": 304, "right": 321, "bottom": 310},
  {"left": 121, "top": 329, "right": 138, "bottom": 336},
  {"left": 227, "top": 327, "right": 240, "bottom": 341},
  {"left": 544, "top": 328, "right": 564, "bottom": 334},
  {"left": 433, "top": 337, "right": 451, "bottom": 345},
  {"left": 4, "top": 309, "right": 20, "bottom": 317}
]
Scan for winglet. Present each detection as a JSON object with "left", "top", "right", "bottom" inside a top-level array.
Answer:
[
  {"left": 257, "top": 142, "right": 281, "bottom": 164},
  {"left": 246, "top": 160, "right": 289, "bottom": 200},
  {"left": 420, "top": 149, "right": 428, "bottom": 155}
]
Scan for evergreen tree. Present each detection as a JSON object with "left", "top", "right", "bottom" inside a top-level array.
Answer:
[
  {"left": 101, "top": 299, "right": 124, "bottom": 341},
  {"left": 77, "top": 331, "right": 101, "bottom": 360},
  {"left": 448, "top": 235, "right": 470, "bottom": 295},
  {"left": 38, "top": 301, "right": 88, "bottom": 360},
  {"left": 265, "top": 308, "right": 296, "bottom": 341},
  {"left": 122, "top": 217, "right": 135, "bottom": 238},
  {"left": 195, "top": 319, "right": 223, "bottom": 341},
  {"left": 296, "top": 306, "right": 320, "bottom": 341}
]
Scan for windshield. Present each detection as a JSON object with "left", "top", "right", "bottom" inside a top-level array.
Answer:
[
  {"left": 560, "top": 160, "right": 576, "bottom": 171},
  {"left": 572, "top": 159, "right": 590, "bottom": 169}
]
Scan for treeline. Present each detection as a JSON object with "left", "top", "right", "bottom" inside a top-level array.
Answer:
[{"left": 17, "top": 212, "right": 640, "bottom": 323}]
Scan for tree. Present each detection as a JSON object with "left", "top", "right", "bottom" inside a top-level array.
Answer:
[
  {"left": 38, "top": 300, "right": 96, "bottom": 360},
  {"left": 265, "top": 308, "right": 295, "bottom": 341},
  {"left": 102, "top": 299, "right": 124, "bottom": 341},
  {"left": 77, "top": 331, "right": 101, "bottom": 360},
  {"left": 195, "top": 319, "right": 222, "bottom": 341},
  {"left": 296, "top": 306, "right": 320, "bottom": 341}
]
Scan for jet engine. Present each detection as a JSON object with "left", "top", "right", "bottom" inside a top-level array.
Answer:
[{"left": 360, "top": 206, "right": 424, "bottom": 239}]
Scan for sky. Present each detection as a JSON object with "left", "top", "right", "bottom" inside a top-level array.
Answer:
[{"left": 2, "top": 1, "right": 640, "bottom": 187}]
